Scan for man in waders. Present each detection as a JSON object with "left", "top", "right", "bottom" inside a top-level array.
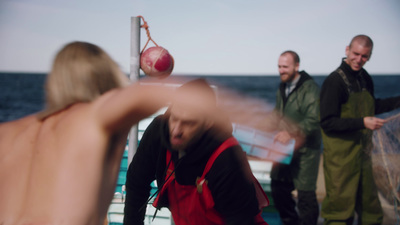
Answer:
[
  {"left": 320, "top": 34, "right": 400, "bottom": 224},
  {"left": 123, "top": 79, "right": 269, "bottom": 225}
]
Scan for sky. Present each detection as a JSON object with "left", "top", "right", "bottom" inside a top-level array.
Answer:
[{"left": 0, "top": 0, "right": 400, "bottom": 76}]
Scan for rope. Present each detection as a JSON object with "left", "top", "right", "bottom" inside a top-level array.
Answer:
[
  {"left": 377, "top": 130, "right": 400, "bottom": 203},
  {"left": 386, "top": 112, "right": 400, "bottom": 122},
  {"left": 137, "top": 15, "right": 159, "bottom": 54},
  {"left": 376, "top": 124, "right": 400, "bottom": 223}
]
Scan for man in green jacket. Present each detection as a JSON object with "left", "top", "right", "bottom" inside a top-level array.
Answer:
[{"left": 270, "top": 50, "right": 321, "bottom": 225}]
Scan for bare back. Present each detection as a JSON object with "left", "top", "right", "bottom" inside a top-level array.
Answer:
[
  {"left": 0, "top": 101, "right": 129, "bottom": 225},
  {"left": 0, "top": 75, "right": 185, "bottom": 225}
]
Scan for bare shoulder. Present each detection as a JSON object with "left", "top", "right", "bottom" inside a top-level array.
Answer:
[
  {"left": 0, "top": 115, "right": 38, "bottom": 144},
  {"left": 0, "top": 114, "right": 37, "bottom": 130}
]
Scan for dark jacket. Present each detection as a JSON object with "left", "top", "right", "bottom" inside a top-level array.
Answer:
[
  {"left": 320, "top": 59, "right": 400, "bottom": 134},
  {"left": 123, "top": 112, "right": 262, "bottom": 225}
]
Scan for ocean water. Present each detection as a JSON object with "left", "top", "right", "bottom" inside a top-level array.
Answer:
[{"left": 1, "top": 72, "right": 400, "bottom": 123}]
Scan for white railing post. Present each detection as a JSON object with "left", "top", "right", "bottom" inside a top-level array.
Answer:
[{"left": 128, "top": 16, "right": 141, "bottom": 165}]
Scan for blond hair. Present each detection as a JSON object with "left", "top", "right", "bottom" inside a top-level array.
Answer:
[{"left": 37, "top": 41, "right": 129, "bottom": 120}]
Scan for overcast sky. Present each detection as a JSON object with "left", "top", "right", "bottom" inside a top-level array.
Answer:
[{"left": 1, "top": 0, "right": 399, "bottom": 76}]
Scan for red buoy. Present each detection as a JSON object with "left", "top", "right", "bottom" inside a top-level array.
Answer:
[{"left": 140, "top": 46, "right": 174, "bottom": 78}]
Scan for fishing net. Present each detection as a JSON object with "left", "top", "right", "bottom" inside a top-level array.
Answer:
[{"left": 372, "top": 108, "right": 400, "bottom": 222}]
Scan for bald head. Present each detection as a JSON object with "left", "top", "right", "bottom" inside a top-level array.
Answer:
[
  {"left": 349, "top": 35, "right": 373, "bottom": 54},
  {"left": 280, "top": 50, "right": 300, "bottom": 64}
]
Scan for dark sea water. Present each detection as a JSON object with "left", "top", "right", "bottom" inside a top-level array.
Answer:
[{"left": 1, "top": 72, "right": 400, "bottom": 123}]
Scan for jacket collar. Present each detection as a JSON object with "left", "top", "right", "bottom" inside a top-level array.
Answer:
[{"left": 279, "top": 70, "right": 313, "bottom": 96}]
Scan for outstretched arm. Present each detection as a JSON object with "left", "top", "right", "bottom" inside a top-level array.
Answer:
[{"left": 95, "top": 82, "right": 173, "bottom": 133}]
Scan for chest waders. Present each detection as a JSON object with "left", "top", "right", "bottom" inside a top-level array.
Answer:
[
  {"left": 321, "top": 69, "right": 383, "bottom": 224},
  {"left": 152, "top": 137, "right": 269, "bottom": 225}
]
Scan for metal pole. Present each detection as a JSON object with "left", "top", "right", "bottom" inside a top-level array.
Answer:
[{"left": 128, "top": 16, "right": 141, "bottom": 165}]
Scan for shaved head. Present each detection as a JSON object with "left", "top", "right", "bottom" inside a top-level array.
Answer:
[{"left": 349, "top": 35, "right": 373, "bottom": 53}]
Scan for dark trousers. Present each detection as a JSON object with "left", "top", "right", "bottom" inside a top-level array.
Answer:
[{"left": 271, "top": 179, "right": 319, "bottom": 225}]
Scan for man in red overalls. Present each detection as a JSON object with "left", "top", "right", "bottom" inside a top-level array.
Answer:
[{"left": 124, "top": 79, "right": 269, "bottom": 225}]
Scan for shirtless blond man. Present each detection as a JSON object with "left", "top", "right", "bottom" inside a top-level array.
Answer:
[{"left": 0, "top": 42, "right": 178, "bottom": 225}]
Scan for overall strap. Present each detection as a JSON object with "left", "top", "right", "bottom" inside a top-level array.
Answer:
[
  {"left": 151, "top": 150, "right": 175, "bottom": 209},
  {"left": 336, "top": 68, "right": 366, "bottom": 94},
  {"left": 336, "top": 68, "right": 353, "bottom": 94},
  {"left": 199, "top": 137, "right": 239, "bottom": 180},
  {"left": 165, "top": 150, "right": 174, "bottom": 180}
]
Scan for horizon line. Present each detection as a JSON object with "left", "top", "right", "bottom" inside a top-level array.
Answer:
[{"left": 1, "top": 71, "right": 400, "bottom": 77}]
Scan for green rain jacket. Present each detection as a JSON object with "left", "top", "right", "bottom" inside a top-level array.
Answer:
[
  {"left": 271, "top": 71, "right": 321, "bottom": 191},
  {"left": 275, "top": 71, "right": 321, "bottom": 151}
]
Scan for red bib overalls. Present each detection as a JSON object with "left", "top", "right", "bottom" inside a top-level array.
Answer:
[{"left": 153, "top": 137, "right": 269, "bottom": 225}]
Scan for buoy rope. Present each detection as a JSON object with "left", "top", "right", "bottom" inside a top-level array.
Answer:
[{"left": 137, "top": 15, "right": 159, "bottom": 53}]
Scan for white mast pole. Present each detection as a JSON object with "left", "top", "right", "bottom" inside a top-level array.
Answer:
[{"left": 128, "top": 16, "right": 141, "bottom": 165}]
